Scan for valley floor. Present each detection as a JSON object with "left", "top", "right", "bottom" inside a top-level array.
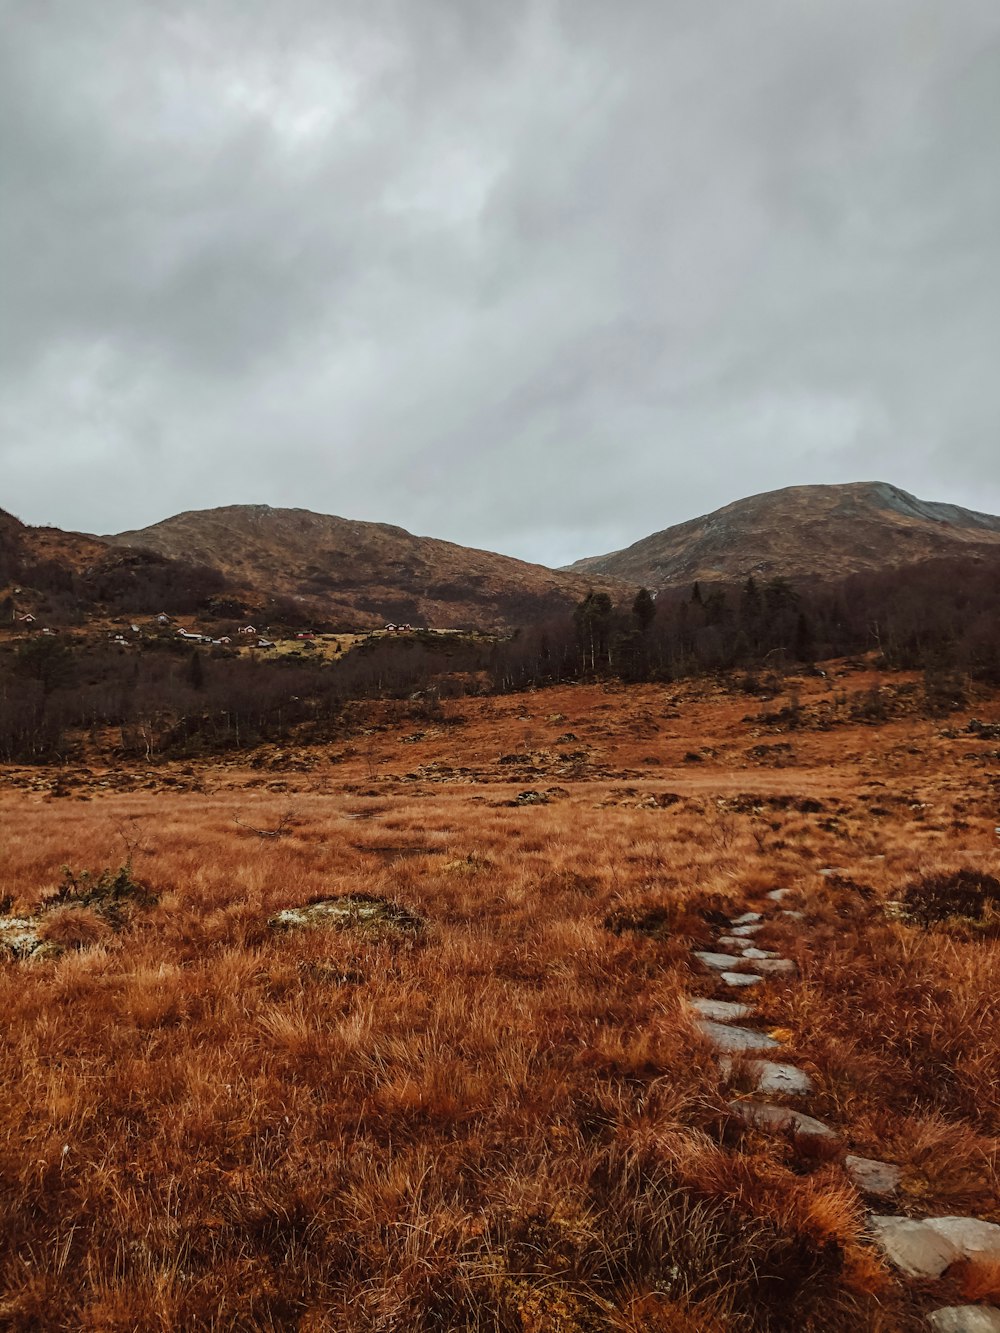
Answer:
[{"left": 1, "top": 668, "right": 999, "bottom": 1331}]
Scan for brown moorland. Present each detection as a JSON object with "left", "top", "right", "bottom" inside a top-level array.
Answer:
[{"left": 1, "top": 667, "right": 998, "bottom": 1331}]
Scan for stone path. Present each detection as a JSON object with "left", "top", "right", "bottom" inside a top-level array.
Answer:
[{"left": 686, "top": 888, "right": 1000, "bottom": 1330}]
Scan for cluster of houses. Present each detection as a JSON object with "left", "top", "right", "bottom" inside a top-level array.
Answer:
[
  {"left": 383, "top": 622, "right": 415, "bottom": 633},
  {"left": 177, "top": 624, "right": 274, "bottom": 649},
  {"left": 10, "top": 607, "right": 276, "bottom": 650}
]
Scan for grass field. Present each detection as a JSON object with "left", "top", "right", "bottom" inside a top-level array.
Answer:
[{"left": 1, "top": 666, "right": 998, "bottom": 1330}]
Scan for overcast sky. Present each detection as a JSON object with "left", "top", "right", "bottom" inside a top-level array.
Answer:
[{"left": 2, "top": 1, "right": 999, "bottom": 566}]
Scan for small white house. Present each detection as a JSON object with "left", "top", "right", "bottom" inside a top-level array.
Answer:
[{"left": 239, "top": 625, "right": 257, "bottom": 635}]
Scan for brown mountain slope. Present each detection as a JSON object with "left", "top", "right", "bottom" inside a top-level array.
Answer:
[
  {"left": 107, "top": 505, "right": 630, "bottom": 629},
  {"left": 0, "top": 505, "right": 232, "bottom": 622},
  {"left": 564, "top": 482, "right": 1000, "bottom": 588},
  {"left": 1, "top": 506, "right": 110, "bottom": 579}
]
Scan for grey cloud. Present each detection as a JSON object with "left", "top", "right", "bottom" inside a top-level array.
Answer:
[{"left": 2, "top": 0, "right": 999, "bottom": 561}]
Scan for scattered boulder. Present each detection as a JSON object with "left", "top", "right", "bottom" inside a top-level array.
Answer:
[
  {"left": 0, "top": 915, "right": 55, "bottom": 961},
  {"left": 721, "top": 1059, "right": 813, "bottom": 1096},
  {"left": 869, "top": 1216, "right": 1000, "bottom": 1281},
  {"left": 967, "top": 719, "right": 1000, "bottom": 741},
  {"left": 270, "top": 894, "right": 423, "bottom": 937},
  {"left": 694, "top": 951, "right": 743, "bottom": 971},
  {"left": 1, "top": 861, "right": 156, "bottom": 961},
  {"left": 845, "top": 1155, "right": 902, "bottom": 1197},
  {"left": 728, "top": 1099, "right": 837, "bottom": 1143},
  {"left": 694, "top": 1020, "right": 781, "bottom": 1053},
  {"left": 927, "top": 1308, "right": 1000, "bottom": 1333},
  {"left": 511, "top": 789, "right": 549, "bottom": 806},
  {"left": 688, "top": 998, "right": 754, "bottom": 1022}
]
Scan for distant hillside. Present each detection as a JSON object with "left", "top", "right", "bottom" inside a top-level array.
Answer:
[
  {"left": 107, "top": 505, "right": 630, "bottom": 629},
  {"left": 564, "top": 482, "right": 1000, "bottom": 588},
  {"left": 0, "top": 506, "right": 229, "bottom": 622}
]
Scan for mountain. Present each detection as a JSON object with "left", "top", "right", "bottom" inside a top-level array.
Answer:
[
  {"left": 563, "top": 482, "right": 1000, "bottom": 588},
  {"left": 0, "top": 505, "right": 230, "bottom": 621},
  {"left": 106, "top": 505, "right": 628, "bottom": 629}
]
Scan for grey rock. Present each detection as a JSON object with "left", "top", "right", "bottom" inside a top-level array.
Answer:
[
  {"left": 781, "top": 909, "right": 806, "bottom": 920},
  {"left": 694, "top": 1020, "right": 780, "bottom": 1053},
  {"left": 740, "top": 946, "right": 778, "bottom": 960},
  {"left": 716, "top": 935, "right": 745, "bottom": 949},
  {"left": 728, "top": 1099, "right": 836, "bottom": 1141},
  {"left": 694, "top": 951, "right": 742, "bottom": 970},
  {"left": 720, "top": 1059, "right": 813, "bottom": 1095},
  {"left": 688, "top": 998, "right": 754, "bottom": 1021},
  {"left": 844, "top": 1155, "right": 901, "bottom": 1197},
  {"left": 751, "top": 1061, "right": 813, "bottom": 1095},
  {"left": 731, "top": 911, "right": 762, "bottom": 925},
  {"left": 869, "top": 1216, "right": 1000, "bottom": 1280},
  {"left": 926, "top": 1308, "right": 1000, "bottom": 1333},
  {"left": 721, "top": 971, "right": 764, "bottom": 987},
  {"left": 869, "top": 1217, "right": 960, "bottom": 1279},
  {"left": 766, "top": 889, "right": 791, "bottom": 902},
  {"left": 730, "top": 922, "right": 765, "bottom": 937}
]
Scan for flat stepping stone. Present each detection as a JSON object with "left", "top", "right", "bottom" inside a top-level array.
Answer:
[
  {"left": 845, "top": 1155, "right": 902, "bottom": 1197},
  {"left": 729, "top": 922, "right": 765, "bottom": 937},
  {"left": 688, "top": 998, "right": 754, "bottom": 1022},
  {"left": 740, "top": 946, "right": 778, "bottom": 960},
  {"left": 720, "top": 1058, "right": 813, "bottom": 1096},
  {"left": 781, "top": 909, "right": 805, "bottom": 920},
  {"left": 753, "top": 957, "right": 796, "bottom": 975},
  {"left": 731, "top": 912, "right": 762, "bottom": 925},
  {"left": 728, "top": 1099, "right": 836, "bottom": 1142},
  {"left": 716, "top": 935, "right": 745, "bottom": 949},
  {"left": 694, "top": 951, "right": 742, "bottom": 970},
  {"left": 927, "top": 1308, "right": 1000, "bottom": 1333},
  {"left": 869, "top": 1216, "right": 1000, "bottom": 1280},
  {"left": 694, "top": 1020, "right": 780, "bottom": 1053},
  {"left": 766, "top": 889, "right": 791, "bottom": 902},
  {"left": 721, "top": 971, "right": 764, "bottom": 987}
]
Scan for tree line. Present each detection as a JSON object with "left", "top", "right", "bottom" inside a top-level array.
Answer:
[{"left": 2, "top": 551, "right": 999, "bottom": 762}]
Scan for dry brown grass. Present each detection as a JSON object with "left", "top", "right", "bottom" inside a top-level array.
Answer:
[{"left": 0, "top": 666, "right": 998, "bottom": 1329}]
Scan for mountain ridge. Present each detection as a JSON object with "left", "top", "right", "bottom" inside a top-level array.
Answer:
[
  {"left": 562, "top": 481, "right": 1000, "bottom": 588},
  {"left": 6, "top": 481, "right": 1000, "bottom": 630},
  {"left": 106, "top": 504, "right": 630, "bottom": 629}
]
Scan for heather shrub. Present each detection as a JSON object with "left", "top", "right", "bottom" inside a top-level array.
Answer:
[{"left": 897, "top": 868, "right": 1000, "bottom": 930}]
